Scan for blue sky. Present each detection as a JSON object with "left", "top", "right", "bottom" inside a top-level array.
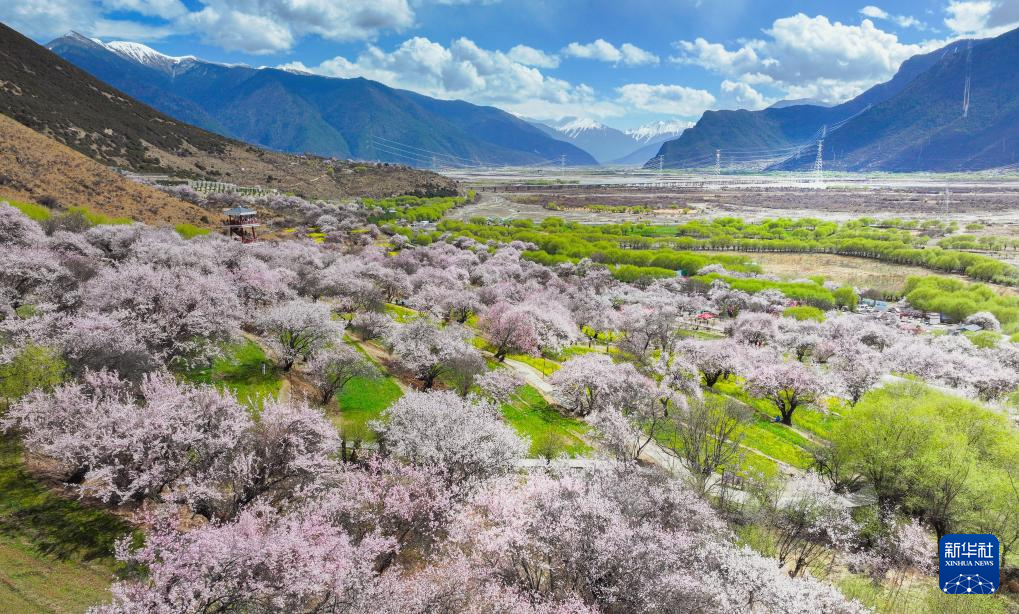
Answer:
[{"left": 5, "top": 0, "right": 1019, "bottom": 130}]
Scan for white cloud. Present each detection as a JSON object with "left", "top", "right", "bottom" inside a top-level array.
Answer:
[
  {"left": 945, "top": 1, "right": 1019, "bottom": 37},
  {"left": 625, "top": 119, "right": 694, "bottom": 141},
  {"left": 860, "top": 5, "right": 889, "bottom": 19},
  {"left": 616, "top": 83, "right": 716, "bottom": 117},
  {"left": 0, "top": 0, "right": 173, "bottom": 40},
  {"left": 720, "top": 79, "right": 769, "bottom": 110},
  {"left": 672, "top": 13, "right": 944, "bottom": 104},
  {"left": 99, "top": 0, "right": 188, "bottom": 19},
  {"left": 91, "top": 18, "right": 176, "bottom": 40},
  {"left": 563, "top": 39, "right": 660, "bottom": 66},
  {"left": 1, "top": 0, "right": 100, "bottom": 39},
  {"left": 506, "top": 44, "right": 559, "bottom": 68},
  {"left": 618, "top": 43, "right": 660, "bottom": 66},
  {"left": 182, "top": 8, "right": 295, "bottom": 54},
  {"left": 860, "top": 5, "right": 925, "bottom": 29},
  {"left": 945, "top": 1, "right": 994, "bottom": 33},
  {"left": 183, "top": 0, "right": 415, "bottom": 53},
  {"left": 284, "top": 37, "right": 625, "bottom": 121},
  {"left": 1, "top": 0, "right": 417, "bottom": 53},
  {"left": 672, "top": 38, "right": 763, "bottom": 75}
]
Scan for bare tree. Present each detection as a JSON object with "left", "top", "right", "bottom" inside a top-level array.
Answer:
[{"left": 666, "top": 397, "right": 750, "bottom": 495}]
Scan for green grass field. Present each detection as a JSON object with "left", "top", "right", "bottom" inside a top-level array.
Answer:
[
  {"left": 738, "top": 416, "right": 813, "bottom": 470},
  {"left": 500, "top": 385, "right": 590, "bottom": 457},
  {"left": 675, "top": 327, "right": 725, "bottom": 340},
  {"left": 332, "top": 375, "right": 403, "bottom": 441},
  {"left": 0, "top": 435, "right": 128, "bottom": 613},
  {"left": 181, "top": 340, "right": 282, "bottom": 410},
  {"left": 383, "top": 303, "right": 419, "bottom": 322},
  {"left": 330, "top": 340, "right": 404, "bottom": 441},
  {"left": 643, "top": 377, "right": 839, "bottom": 475},
  {"left": 713, "top": 378, "right": 838, "bottom": 439}
]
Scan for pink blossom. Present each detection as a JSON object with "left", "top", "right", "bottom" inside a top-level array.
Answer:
[
  {"left": 93, "top": 504, "right": 392, "bottom": 613},
  {"left": 549, "top": 353, "right": 654, "bottom": 417},
  {"left": 373, "top": 390, "right": 527, "bottom": 486},
  {"left": 256, "top": 300, "right": 344, "bottom": 371},
  {"left": 306, "top": 344, "right": 380, "bottom": 404},
  {"left": 677, "top": 339, "right": 749, "bottom": 388},
  {"left": 476, "top": 368, "right": 525, "bottom": 404},
  {"left": 349, "top": 310, "right": 395, "bottom": 341},
  {"left": 4, "top": 370, "right": 251, "bottom": 505},
  {"left": 726, "top": 311, "right": 780, "bottom": 346},
  {"left": 83, "top": 262, "right": 241, "bottom": 363},
  {"left": 387, "top": 319, "right": 480, "bottom": 389},
  {"left": 0, "top": 201, "right": 47, "bottom": 246},
  {"left": 479, "top": 301, "right": 539, "bottom": 360},
  {"left": 743, "top": 360, "right": 825, "bottom": 425}
]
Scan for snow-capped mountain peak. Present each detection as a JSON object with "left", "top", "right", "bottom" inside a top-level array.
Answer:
[
  {"left": 556, "top": 117, "right": 607, "bottom": 138},
  {"left": 58, "top": 31, "right": 98, "bottom": 46},
  {"left": 625, "top": 120, "right": 691, "bottom": 143},
  {"left": 104, "top": 41, "right": 197, "bottom": 73}
]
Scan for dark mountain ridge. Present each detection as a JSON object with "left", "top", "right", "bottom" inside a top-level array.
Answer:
[
  {"left": 48, "top": 33, "right": 596, "bottom": 168},
  {"left": 652, "top": 37, "right": 990, "bottom": 171}
]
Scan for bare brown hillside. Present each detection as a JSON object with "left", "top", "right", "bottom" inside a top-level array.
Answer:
[{"left": 0, "top": 112, "right": 212, "bottom": 225}]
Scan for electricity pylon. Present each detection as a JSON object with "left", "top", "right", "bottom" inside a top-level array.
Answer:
[{"left": 814, "top": 125, "right": 827, "bottom": 184}]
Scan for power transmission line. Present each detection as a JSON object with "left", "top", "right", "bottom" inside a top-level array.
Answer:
[{"left": 963, "top": 40, "right": 973, "bottom": 118}]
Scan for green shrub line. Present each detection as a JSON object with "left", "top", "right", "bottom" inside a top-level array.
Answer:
[
  {"left": 6, "top": 200, "right": 131, "bottom": 226},
  {"left": 363, "top": 195, "right": 467, "bottom": 223},
  {"left": 665, "top": 218, "right": 1019, "bottom": 285},
  {"left": 438, "top": 216, "right": 1019, "bottom": 286},
  {"left": 438, "top": 218, "right": 759, "bottom": 282},
  {"left": 903, "top": 276, "right": 1019, "bottom": 326}
]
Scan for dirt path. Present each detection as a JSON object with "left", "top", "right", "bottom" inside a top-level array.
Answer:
[
  {"left": 501, "top": 357, "right": 559, "bottom": 401},
  {"left": 277, "top": 378, "right": 292, "bottom": 403},
  {"left": 352, "top": 338, "right": 413, "bottom": 393}
]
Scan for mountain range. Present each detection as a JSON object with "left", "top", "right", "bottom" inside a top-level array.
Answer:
[
  {"left": 528, "top": 118, "right": 687, "bottom": 165},
  {"left": 653, "top": 29, "right": 1019, "bottom": 172},
  {"left": 0, "top": 23, "right": 456, "bottom": 200},
  {"left": 12, "top": 21, "right": 1019, "bottom": 175},
  {"left": 47, "top": 33, "right": 596, "bottom": 168}
]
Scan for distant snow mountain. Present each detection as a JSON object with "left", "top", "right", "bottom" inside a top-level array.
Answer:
[
  {"left": 529, "top": 117, "right": 639, "bottom": 164},
  {"left": 554, "top": 117, "right": 603, "bottom": 138},
  {"left": 625, "top": 120, "right": 691, "bottom": 144},
  {"left": 527, "top": 117, "right": 690, "bottom": 165},
  {"left": 103, "top": 40, "right": 199, "bottom": 74}
]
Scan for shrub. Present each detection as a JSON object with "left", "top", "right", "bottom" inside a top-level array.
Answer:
[
  {"left": 175, "top": 223, "right": 210, "bottom": 239},
  {"left": 784, "top": 306, "right": 825, "bottom": 322}
]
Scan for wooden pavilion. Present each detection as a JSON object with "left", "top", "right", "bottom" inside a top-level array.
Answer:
[{"left": 222, "top": 206, "right": 260, "bottom": 243}]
